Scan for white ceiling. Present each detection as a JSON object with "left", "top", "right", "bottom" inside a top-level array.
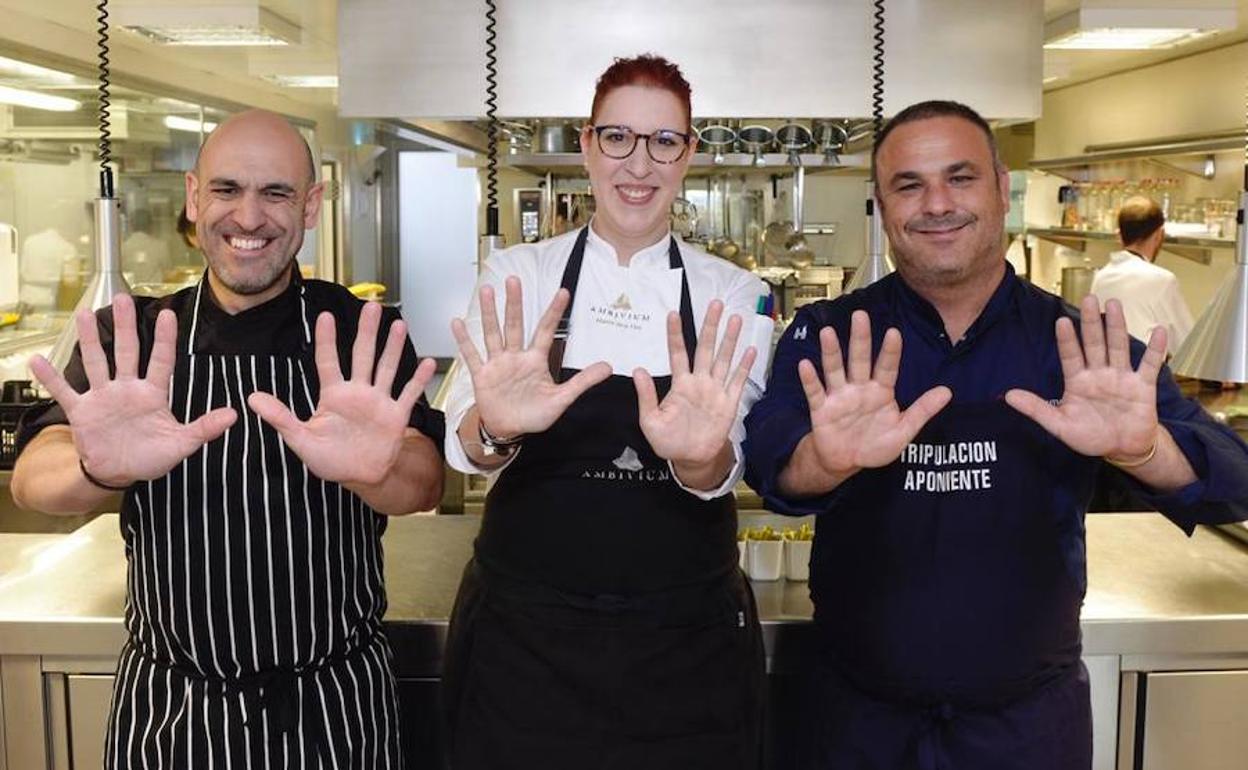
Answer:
[
  {"left": 0, "top": 1, "right": 1244, "bottom": 114},
  {"left": 1042, "top": 0, "right": 1248, "bottom": 90}
]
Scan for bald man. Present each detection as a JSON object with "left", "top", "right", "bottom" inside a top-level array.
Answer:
[
  {"left": 13, "top": 109, "right": 445, "bottom": 768},
  {"left": 1091, "top": 195, "right": 1195, "bottom": 350}
]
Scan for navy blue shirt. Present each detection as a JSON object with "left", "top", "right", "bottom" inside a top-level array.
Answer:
[{"left": 744, "top": 265, "right": 1248, "bottom": 704}]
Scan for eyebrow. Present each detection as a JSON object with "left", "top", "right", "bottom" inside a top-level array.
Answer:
[
  {"left": 887, "top": 160, "right": 982, "bottom": 186},
  {"left": 207, "top": 177, "right": 297, "bottom": 194}
]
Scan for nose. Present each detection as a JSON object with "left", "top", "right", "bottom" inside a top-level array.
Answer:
[
  {"left": 623, "top": 139, "right": 654, "bottom": 177},
  {"left": 921, "top": 182, "right": 955, "bottom": 216},
  {"left": 231, "top": 191, "right": 267, "bottom": 231}
]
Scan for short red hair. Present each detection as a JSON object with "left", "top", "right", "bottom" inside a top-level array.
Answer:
[{"left": 590, "top": 54, "right": 693, "bottom": 131}]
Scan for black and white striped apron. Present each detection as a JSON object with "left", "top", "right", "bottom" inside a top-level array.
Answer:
[{"left": 103, "top": 278, "right": 403, "bottom": 769}]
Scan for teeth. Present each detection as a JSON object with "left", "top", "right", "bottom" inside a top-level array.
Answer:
[
  {"left": 229, "top": 237, "right": 267, "bottom": 250},
  {"left": 618, "top": 186, "right": 654, "bottom": 202}
]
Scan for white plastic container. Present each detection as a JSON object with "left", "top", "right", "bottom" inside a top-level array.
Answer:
[
  {"left": 747, "top": 539, "right": 783, "bottom": 582},
  {"left": 738, "top": 540, "right": 749, "bottom": 572},
  {"left": 784, "top": 539, "right": 812, "bottom": 582}
]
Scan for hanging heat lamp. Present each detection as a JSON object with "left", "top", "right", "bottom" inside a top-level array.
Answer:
[
  {"left": 1169, "top": 77, "right": 1248, "bottom": 383},
  {"left": 47, "top": 0, "right": 129, "bottom": 372}
]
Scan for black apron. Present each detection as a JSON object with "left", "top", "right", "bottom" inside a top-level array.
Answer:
[
  {"left": 444, "top": 228, "right": 764, "bottom": 769},
  {"left": 808, "top": 360, "right": 1094, "bottom": 768},
  {"left": 103, "top": 276, "right": 403, "bottom": 769}
]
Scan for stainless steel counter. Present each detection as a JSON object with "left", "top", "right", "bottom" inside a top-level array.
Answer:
[{"left": 2, "top": 512, "right": 1248, "bottom": 674}]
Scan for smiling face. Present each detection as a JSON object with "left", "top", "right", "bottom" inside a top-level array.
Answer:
[
  {"left": 580, "top": 84, "right": 694, "bottom": 260},
  {"left": 185, "top": 110, "right": 323, "bottom": 313},
  {"left": 874, "top": 115, "right": 1009, "bottom": 292}
]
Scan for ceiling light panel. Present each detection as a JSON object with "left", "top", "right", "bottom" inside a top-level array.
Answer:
[
  {"left": 0, "top": 85, "right": 81, "bottom": 112},
  {"left": 1043, "top": 5, "right": 1236, "bottom": 50},
  {"left": 115, "top": 4, "right": 300, "bottom": 47}
]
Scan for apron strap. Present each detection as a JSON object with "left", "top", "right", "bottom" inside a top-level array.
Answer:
[{"left": 547, "top": 227, "right": 698, "bottom": 382}]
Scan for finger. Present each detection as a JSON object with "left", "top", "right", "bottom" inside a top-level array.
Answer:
[
  {"left": 1054, "top": 317, "right": 1085, "bottom": 381},
  {"left": 183, "top": 406, "right": 238, "bottom": 446},
  {"left": 111, "top": 294, "right": 140, "bottom": 380},
  {"left": 313, "top": 311, "right": 344, "bottom": 387},
  {"left": 632, "top": 368, "right": 660, "bottom": 420},
  {"left": 726, "top": 346, "right": 758, "bottom": 403},
  {"left": 76, "top": 307, "right": 110, "bottom": 390},
  {"left": 1136, "top": 325, "right": 1168, "bottom": 383},
  {"left": 898, "top": 385, "right": 953, "bottom": 440},
  {"left": 1004, "top": 389, "right": 1064, "bottom": 439},
  {"left": 797, "top": 359, "right": 827, "bottom": 412},
  {"left": 532, "top": 288, "right": 571, "bottom": 355},
  {"left": 820, "top": 327, "right": 846, "bottom": 389},
  {"left": 694, "top": 300, "right": 725, "bottom": 374},
  {"left": 555, "top": 361, "right": 612, "bottom": 408},
  {"left": 247, "top": 392, "right": 305, "bottom": 437},
  {"left": 1079, "top": 295, "right": 1107, "bottom": 368},
  {"left": 397, "top": 357, "right": 437, "bottom": 413},
  {"left": 450, "top": 318, "right": 485, "bottom": 375},
  {"left": 666, "top": 311, "right": 690, "bottom": 377},
  {"left": 846, "top": 310, "right": 872, "bottom": 382},
  {"left": 373, "top": 316, "right": 408, "bottom": 395},
  {"left": 502, "top": 275, "right": 527, "bottom": 352},
  {"left": 872, "top": 327, "right": 903, "bottom": 389},
  {"left": 711, "top": 314, "right": 743, "bottom": 383},
  {"left": 351, "top": 302, "right": 382, "bottom": 384},
  {"left": 144, "top": 310, "right": 178, "bottom": 389},
  {"left": 479, "top": 283, "right": 504, "bottom": 357},
  {"left": 1103, "top": 298, "right": 1131, "bottom": 369},
  {"left": 28, "top": 354, "right": 79, "bottom": 411}
]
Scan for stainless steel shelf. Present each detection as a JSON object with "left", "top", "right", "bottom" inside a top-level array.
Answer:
[
  {"left": 500, "top": 151, "right": 869, "bottom": 176},
  {"left": 1027, "top": 227, "right": 1235, "bottom": 265}
]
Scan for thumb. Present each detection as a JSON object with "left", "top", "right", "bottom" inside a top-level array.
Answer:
[
  {"left": 1003, "top": 388, "right": 1063, "bottom": 437},
  {"left": 632, "top": 368, "right": 659, "bottom": 419},
  {"left": 247, "top": 392, "right": 303, "bottom": 438},
  {"left": 184, "top": 406, "right": 238, "bottom": 445},
  {"left": 898, "top": 385, "right": 953, "bottom": 441},
  {"left": 555, "top": 361, "right": 612, "bottom": 407}
]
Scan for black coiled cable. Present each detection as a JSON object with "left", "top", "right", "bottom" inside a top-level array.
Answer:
[
  {"left": 96, "top": 0, "right": 114, "bottom": 197},
  {"left": 483, "top": 0, "right": 500, "bottom": 236},
  {"left": 871, "top": 0, "right": 885, "bottom": 146}
]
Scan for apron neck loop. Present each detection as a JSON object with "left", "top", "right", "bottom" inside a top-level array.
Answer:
[
  {"left": 547, "top": 227, "right": 697, "bottom": 381},
  {"left": 185, "top": 267, "right": 315, "bottom": 355}
]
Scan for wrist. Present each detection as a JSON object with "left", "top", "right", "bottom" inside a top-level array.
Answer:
[
  {"left": 1105, "top": 431, "right": 1160, "bottom": 469},
  {"left": 478, "top": 419, "right": 524, "bottom": 458},
  {"left": 79, "top": 458, "right": 131, "bottom": 492}
]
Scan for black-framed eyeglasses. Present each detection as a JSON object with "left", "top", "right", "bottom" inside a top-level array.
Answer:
[{"left": 587, "top": 124, "right": 692, "bottom": 164}]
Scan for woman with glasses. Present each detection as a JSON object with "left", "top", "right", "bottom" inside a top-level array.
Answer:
[{"left": 441, "top": 54, "right": 769, "bottom": 769}]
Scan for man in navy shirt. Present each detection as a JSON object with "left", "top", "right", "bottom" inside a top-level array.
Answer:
[{"left": 743, "top": 100, "right": 1248, "bottom": 769}]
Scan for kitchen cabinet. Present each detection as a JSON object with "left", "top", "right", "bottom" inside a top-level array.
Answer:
[{"left": 1118, "top": 669, "right": 1248, "bottom": 770}]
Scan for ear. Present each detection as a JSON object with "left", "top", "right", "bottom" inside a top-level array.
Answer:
[
  {"left": 303, "top": 181, "right": 325, "bottom": 229},
  {"left": 579, "top": 125, "right": 593, "bottom": 157},
  {"left": 996, "top": 166, "right": 1011, "bottom": 211},
  {"left": 185, "top": 171, "right": 200, "bottom": 222}
]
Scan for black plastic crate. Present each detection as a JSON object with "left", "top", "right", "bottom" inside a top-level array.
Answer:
[{"left": 1, "top": 403, "right": 36, "bottom": 470}]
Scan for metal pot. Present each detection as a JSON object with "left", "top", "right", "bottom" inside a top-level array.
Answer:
[
  {"left": 738, "top": 125, "right": 773, "bottom": 167},
  {"left": 698, "top": 122, "right": 737, "bottom": 165},
  {"left": 1060, "top": 267, "right": 1096, "bottom": 305},
  {"left": 535, "top": 120, "right": 579, "bottom": 153}
]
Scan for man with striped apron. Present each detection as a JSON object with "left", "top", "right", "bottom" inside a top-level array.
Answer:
[{"left": 12, "top": 110, "right": 445, "bottom": 768}]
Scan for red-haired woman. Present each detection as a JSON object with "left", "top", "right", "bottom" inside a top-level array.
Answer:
[{"left": 441, "top": 54, "right": 768, "bottom": 768}]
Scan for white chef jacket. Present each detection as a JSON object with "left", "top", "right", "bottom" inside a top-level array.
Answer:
[
  {"left": 443, "top": 223, "right": 770, "bottom": 500},
  {"left": 1090, "top": 249, "right": 1194, "bottom": 350}
]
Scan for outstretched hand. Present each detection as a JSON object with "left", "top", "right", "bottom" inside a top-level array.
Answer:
[
  {"left": 799, "top": 310, "right": 952, "bottom": 476},
  {"left": 450, "top": 275, "right": 611, "bottom": 438},
  {"left": 633, "top": 300, "right": 756, "bottom": 466},
  {"left": 1005, "top": 295, "right": 1165, "bottom": 462},
  {"left": 29, "top": 293, "right": 237, "bottom": 488},
  {"left": 247, "top": 302, "right": 435, "bottom": 486}
]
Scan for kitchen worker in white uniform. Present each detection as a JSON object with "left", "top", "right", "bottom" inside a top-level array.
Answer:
[{"left": 1090, "top": 195, "right": 1194, "bottom": 349}]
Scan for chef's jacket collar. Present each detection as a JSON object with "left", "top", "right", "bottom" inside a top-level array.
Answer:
[
  {"left": 585, "top": 219, "right": 674, "bottom": 268},
  {"left": 187, "top": 262, "right": 309, "bottom": 355},
  {"left": 892, "top": 261, "right": 1018, "bottom": 350}
]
